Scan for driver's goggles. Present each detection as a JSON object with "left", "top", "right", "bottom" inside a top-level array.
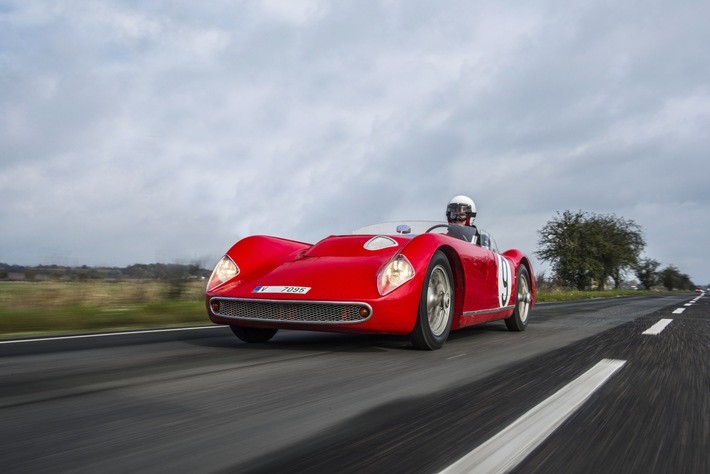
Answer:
[
  {"left": 447, "top": 204, "right": 470, "bottom": 221},
  {"left": 448, "top": 211, "right": 468, "bottom": 221}
]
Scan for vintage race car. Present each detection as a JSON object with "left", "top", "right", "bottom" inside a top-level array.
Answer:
[{"left": 205, "top": 220, "right": 535, "bottom": 350}]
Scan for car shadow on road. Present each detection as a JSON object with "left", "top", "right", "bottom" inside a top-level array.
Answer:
[
  {"left": 447, "top": 321, "right": 509, "bottom": 339},
  {"left": 184, "top": 322, "right": 509, "bottom": 353},
  {"left": 183, "top": 330, "right": 413, "bottom": 352}
]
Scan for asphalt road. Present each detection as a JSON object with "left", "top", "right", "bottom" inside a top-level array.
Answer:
[{"left": 1, "top": 292, "right": 707, "bottom": 473}]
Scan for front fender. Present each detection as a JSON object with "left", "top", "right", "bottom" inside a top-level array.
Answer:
[{"left": 502, "top": 249, "right": 536, "bottom": 308}]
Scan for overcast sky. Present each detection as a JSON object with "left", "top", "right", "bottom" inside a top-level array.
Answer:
[{"left": 1, "top": 0, "right": 709, "bottom": 283}]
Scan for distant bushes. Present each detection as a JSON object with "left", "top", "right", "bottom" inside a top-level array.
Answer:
[{"left": 0, "top": 262, "right": 211, "bottom": 282}]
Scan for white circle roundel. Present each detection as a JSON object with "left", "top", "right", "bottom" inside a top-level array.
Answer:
[{"left": 496, "top": 254, "right": 512, "bottom": 307}]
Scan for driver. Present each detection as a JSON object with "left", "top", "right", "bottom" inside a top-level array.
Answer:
[{"left": 446, "top": 195, "right": 479, "bottom": 244}]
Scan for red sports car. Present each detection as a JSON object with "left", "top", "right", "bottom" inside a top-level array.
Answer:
[{"left": 205, "top": 221, "right": 535, "bottom": 350}]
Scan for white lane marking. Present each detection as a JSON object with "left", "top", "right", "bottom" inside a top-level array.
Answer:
[
  {"left": 447, "top": 353, "right": 467, "bottom": 360},
  {"left": 440, "top": 359, "right": 626, "bottom": 474},
  {"left": 673, "top": 308, "right": 686, "bottom": 314},
  {"left": 642, "top": 319, "right": 673, "bottom": 335},
  {"left": 0, "top": 326, "right": 220, "bottom": 345}
]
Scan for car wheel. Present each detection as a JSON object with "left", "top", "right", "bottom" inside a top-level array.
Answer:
[
  {"left": 230, "top": 325, "right": 278, "bottom": 343},
  {"left": 410, "top": 251, "right": 454, "bottom": 350},
  {"left": 505, "top": 266, "right": 531, "bottom": 332}
]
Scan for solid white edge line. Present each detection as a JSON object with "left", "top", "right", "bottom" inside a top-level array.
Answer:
[
  {"left": 672, "top": 308, "right": 686, "bottom": 314},
  {"left": 0, "top": 326, "right": 220, "bottom": 345},
  {"left": 439, "top": 359, "right": 626, "bottom": 474},
  {"left": 642, "top": 319, "right": 673, "bottom": 335}
]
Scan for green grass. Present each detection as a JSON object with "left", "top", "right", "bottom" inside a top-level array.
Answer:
[
  {"left": 0, "top": 281, "right": 209, "bottom": 338},
  {"left": 536, "top": 288, "right": 653, "bottom": 302},
  {"left": 0, "top": 281, "right": 680, "bottom": 338}
]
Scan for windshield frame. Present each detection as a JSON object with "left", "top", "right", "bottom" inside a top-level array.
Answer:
[
  {"left": 353, "top": 220, "right": 497, "bottom": 251},
  {"left": 352, "top": 220, "right": 449, "bottom": 236}
]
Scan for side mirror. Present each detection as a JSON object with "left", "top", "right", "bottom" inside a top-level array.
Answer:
[{"left": 396, "top": 224, "right": 412, "bottom": 235}]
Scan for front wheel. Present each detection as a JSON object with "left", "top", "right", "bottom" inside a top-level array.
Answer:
[
  {"left": 504, "top": 266, "right": 532, "bottom": 332},
  {"left": 230, "top": 325, "right": 278, "bottom": 343},
  {"left": 410, "top": 251, "right": 454, "bottom": 350}
]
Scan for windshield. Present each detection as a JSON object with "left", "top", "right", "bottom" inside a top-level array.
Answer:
[
  {"left": 352, "top": 220, "right": 449, "bottom": 236},
  {"left": 353, "top": 220, "right": 496, "bottom": 250}
]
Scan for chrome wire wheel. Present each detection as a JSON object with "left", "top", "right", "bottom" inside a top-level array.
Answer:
[
  {"left": 517, "top": 272, "right": 531, "bottom": 323},
  {"left": 427, "top": 265, "right": 452, "bottom": 337}
]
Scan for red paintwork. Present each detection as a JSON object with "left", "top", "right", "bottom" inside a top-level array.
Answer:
[{"left": 206, "top": 229, "right": 535, "bottom": 336}]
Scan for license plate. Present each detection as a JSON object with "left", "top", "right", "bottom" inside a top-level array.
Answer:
[{"left": 252, "top": 286, "right": 311, "bottom": 295}]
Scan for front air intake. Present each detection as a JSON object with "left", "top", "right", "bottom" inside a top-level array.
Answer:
[{"left": 210, "top": 298, "right": 373, "bottom": 324}]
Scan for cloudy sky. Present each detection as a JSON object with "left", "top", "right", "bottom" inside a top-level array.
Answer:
[{"left": 1, "top": 0, "right": 709, "bottom": 283}]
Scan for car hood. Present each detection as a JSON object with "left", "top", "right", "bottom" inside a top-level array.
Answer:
[
  {"left": 215, "top": 235, "right": 413, "bottom": 300},
  {"left": 303, "top": 234, "right": 410, "bottom": 258}
]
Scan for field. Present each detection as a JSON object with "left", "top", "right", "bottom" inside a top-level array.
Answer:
[
  {"left": 0, "top": 281, "right": 208, "bottom": 337},
  {"left": 0, "top": 281, "right": 661, "bottom": 338},
  {"left": 536, "top": 288, "right": 651, "bottom": 302}
]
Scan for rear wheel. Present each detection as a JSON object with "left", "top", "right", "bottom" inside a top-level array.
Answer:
[
  {"left": 410, "top": 251, "right": 454, "bottom": 350},
  {"left": 230, "top": 325, "right": 278, "bottom": 343},
  {"left": 504, "top": 266, "right": 531, "bottom": 332}
]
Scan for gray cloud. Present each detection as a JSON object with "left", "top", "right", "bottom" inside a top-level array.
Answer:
[{"left": 1, "top": 0, "right": 709, "bottom": 283}]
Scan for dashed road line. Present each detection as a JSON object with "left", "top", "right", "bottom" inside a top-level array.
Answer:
[
  {"left": 673, "top": 308, "right": 686, "bottom": 314},
  {"left": 643, "top": 319, "right": 673, "bottom": 335},
  {"left": 439, "top": 359, "right": 626, "bottom": 474}
]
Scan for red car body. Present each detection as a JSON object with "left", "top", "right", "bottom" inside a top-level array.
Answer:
[{"left": 206, "top": 221, "right": 535, "bottom": 347}]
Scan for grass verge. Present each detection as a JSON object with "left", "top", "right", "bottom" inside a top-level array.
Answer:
[
  {"left": 0, "top": 281, "right": 209, "bottom": 338},
  {"left": 0, "top": 281, "right": 681, "bottom": 339},
  {"left": 536, "top": 289, "right": 654, "bottom": 302}
]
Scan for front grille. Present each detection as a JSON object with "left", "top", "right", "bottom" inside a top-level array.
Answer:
[{"left": 211, "top": 298, "right": 372, "bottom": 324}]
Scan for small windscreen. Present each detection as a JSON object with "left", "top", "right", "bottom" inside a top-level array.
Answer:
[{"left": 352, "top": 221, "right": 447, "bottom": 236}]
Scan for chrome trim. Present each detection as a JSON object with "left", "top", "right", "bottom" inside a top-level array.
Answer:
[
  {"left": 462, "top": 305, "right": 515, "bottom": 317},
  {"left": 209, "top": 297, "right": 374, "bottom": 324}
]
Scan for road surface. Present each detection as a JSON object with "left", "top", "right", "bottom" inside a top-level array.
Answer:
[{"left": 1, "top": 292, "right": 707, "bottom": 472}]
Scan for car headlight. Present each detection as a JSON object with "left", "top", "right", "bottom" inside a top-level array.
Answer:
[
  {"left": 207, "top": 255, "right": 239, "bottom": 291},
  {"left": 377, "top": 254, "right": 415, "bottom": 296}
]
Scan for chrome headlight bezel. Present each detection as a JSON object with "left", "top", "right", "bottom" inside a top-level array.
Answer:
[
  {"left": 207, "top": 255, "right": 239, "bottom": 291},
  {"left": 377, "top": 254, "right": 415, "bottom": 296}
]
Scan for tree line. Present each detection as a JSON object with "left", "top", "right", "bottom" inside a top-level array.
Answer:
[
  {"left": 0, "top": 263, "right": 211, "bottom": 282},
  {"left": 536, "top": 210, "right": 696, "bottom": 291}
]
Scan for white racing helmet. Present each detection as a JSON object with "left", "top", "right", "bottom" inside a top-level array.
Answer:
[{"left": 446, "top": 195, "right": 477, "bottom": 226}]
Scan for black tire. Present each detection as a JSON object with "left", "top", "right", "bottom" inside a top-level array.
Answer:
[
  {"left": 409, "top": 251, "right": 454, "bottom": 350},
  {"left": 504, "top": 266, "right": 531, "bottom": 332},
  {"left": 230, "top": 325, "right": 278, "bottom": 343}
]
